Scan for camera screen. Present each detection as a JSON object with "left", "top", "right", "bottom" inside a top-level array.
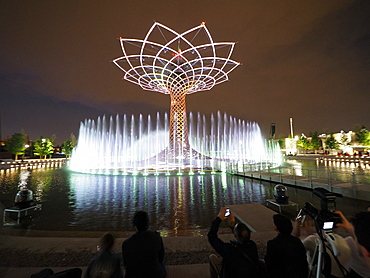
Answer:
[{"left": 323, "top": 221, "right": 334, "bottom": 230}]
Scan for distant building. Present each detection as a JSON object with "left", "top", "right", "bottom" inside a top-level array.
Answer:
[
  {"left": 283, "top": 130, "right": 369, "bottom": 156},
  {"left": 284, "top": 136, "right": 299, "bottom": 155}
]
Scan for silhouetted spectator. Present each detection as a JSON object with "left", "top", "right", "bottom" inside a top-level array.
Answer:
[
  {"left": 265, "top": 214, "right": 308, "bottom": 278},
  {"left": 208, "top": 207, "right": 259, "bottom": 278},
  {"left": 122, "top": 211, "right": 166, "bottom": 278},
  {"left": 85, "top": 233, "right": 122, "bottom": 278}
]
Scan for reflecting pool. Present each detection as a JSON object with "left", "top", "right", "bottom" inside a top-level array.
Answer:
[
  {"left": 1, "top": 168, "right": 268, "bottom": 235},
  {"left": 0, "top": 165, "right": 368, "bottom": 236}
]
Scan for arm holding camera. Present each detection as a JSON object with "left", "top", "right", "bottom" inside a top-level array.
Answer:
[
  {"left": 292, "top": 209, "right": 305, "bottom": 237},
  {"left": 208, "top": 207, "right": 260, "bottom": 278},
  {"left": 217, "top": 207, "right": 228, "bottom": 221},
  {"left": 208, "top": 207, "right": 236, "bottom": 260},
  {"left": 227, "top": 210, "right": 236, "bottom": 230},
  {"left": 217, "top": 207, "right": 235, "bottom": 228},
  {"left": 335, "top": 211, "right": 370, "bottom": 276},
  {"left": 335, "top": 210, "right": 355, "bottom": 236},
  {"left": 209, "top": 208, "right": 232, "bottom": 252}
]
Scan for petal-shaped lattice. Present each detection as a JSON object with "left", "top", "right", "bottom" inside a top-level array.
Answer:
[{"left": 113, "top": 22, "right": 240, "bottom": 94}]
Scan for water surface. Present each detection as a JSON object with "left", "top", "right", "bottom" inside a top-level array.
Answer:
[{"left": 0, "top": 161, "right": 368, "bottom": 236}]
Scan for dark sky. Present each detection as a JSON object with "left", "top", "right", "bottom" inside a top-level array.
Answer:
[{"left": 1, "top": 0, "right": 369, "bottom": 144}]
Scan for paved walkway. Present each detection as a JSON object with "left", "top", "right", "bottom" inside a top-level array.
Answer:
[
  {"left": 233, "top": 170, "right": 370, "bottom": 201},
  {"left": 0, "top": 265, "right": 210, "bottom": 278}
]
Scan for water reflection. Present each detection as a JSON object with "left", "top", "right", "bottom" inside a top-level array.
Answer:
[
  {"left": 67, "top": 172, "right": 267, "bottom": 235},
  {"left": 0, "top": 168, "right": 267, "bottom": 235},
  {"left": 1, "top": 166, "right": 368, "bottom": 236}
]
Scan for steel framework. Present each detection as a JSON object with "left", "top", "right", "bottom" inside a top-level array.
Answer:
[{"left": 113, "top": 22, "right": 240, "bottom": 157}]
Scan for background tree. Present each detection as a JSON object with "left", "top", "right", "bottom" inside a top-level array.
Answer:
[
  {"left": 277, "top": 138, "right": 285, "bottom": 149},
  {"left": 355, "top": 125, "right": 370, "bottom": 146},
  {"left": 4, "top": 132, "right": 27, "bottom": 160},
  {"left": 324, "top": 134, "right": 339, "bottom": 153},
  {"left": 62, "top": 134, "right": 76, "bottom": 158},
  {"left": 309, "top": 131, "right": 322, "bottom": 153},
  {"left": 62, "top": 141, "right": 74, "bottom": 157},
  {"left": 34, "top": 137, "right": 54, "bottom": 159},
  {"left": 297, "top": 134, "right": 311, "bottom": 153},
  {"left": 340, "top": 133, "right": 351, "bottom": 147}
]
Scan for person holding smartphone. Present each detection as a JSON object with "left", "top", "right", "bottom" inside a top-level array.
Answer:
[
  {"left": 85, "top": 233, "right": 122, "bottom": 278},
  {"left": 336, "top": 211, "right": 370, "bottom": 277},
  {"left": 207, "top": 207, "right": 259, "bottom": 278}
]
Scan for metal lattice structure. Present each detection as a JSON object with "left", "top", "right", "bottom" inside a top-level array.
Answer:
[{"left": 113, "top": 22, "right": 240, "bottom": 157}]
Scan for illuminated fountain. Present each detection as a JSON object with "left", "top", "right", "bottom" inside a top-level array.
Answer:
[{"left": 69, "top": 22, "right": 281, "bottom": 174}]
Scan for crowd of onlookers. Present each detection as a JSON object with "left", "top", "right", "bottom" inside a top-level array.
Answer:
[
  {"left": 30, "top": 207, "right": 370, "bottom": 278},
  {"left": 208, "top": 207, "right": 370, "bottom": 278}
]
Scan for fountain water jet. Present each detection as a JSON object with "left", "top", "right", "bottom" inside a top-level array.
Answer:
[{"left": 69, "top": 112, "right": 281, "bottom": 174}]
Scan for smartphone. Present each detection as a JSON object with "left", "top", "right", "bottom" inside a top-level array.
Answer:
[
  {"left": 295, "top": 209, "right": 303, "bottom": 220},
  {"left": 225, "top": 208, "right": 230, "bottom": 217},
  {"left": 295, "top": 209, "right": 306, "bottom": 224}
]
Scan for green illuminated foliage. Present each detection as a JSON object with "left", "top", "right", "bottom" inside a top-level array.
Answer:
[
  {"left": 4, "top": 132, "right": 27, "bottom": 160},
  {"left": 61, "top": 133, "right": 76, "bottom": 158},
  {"left": 355, "top": 125, "right": 370, "bottom": 146},
  {"left": 297, "top": 135, "right": 311, "bottom": 150},
  {"left": 309, "top": 132, "right": 322, "bottom": 151},
  {"left": 325, "top": 134, "right": 339, "bottom": 151},
  {"left": 34, "top": 137, "right": 54, "bottom": 159}
]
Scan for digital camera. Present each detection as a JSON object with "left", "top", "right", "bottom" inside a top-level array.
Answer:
[{"left": 302, "top": 188, "right": 341, "bottom": 229}]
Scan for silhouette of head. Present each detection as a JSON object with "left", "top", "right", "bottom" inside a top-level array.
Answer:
[
  {"left": 99, "top": 233, "right": 114, "bottom": 252},
  {"left": 133, "top": 211, "right": 149, "bottom": 232},
  {"left": 273, "top": 214, "right": 293, "bottom": 235},
  {"left": 233, "top": 223, "right": 251, "bottom": 244},
  {"left": 91, "top": 233, "right": 116, "bottom": 277}
]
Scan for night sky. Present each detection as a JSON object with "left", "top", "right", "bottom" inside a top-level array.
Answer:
[{"left": 1, "top": 1, "right": 369, "bottom": 144}]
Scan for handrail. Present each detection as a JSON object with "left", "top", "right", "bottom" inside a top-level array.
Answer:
[
  {"left": 223, "top": 161, "right": 370, "bottom": 186},
  {"left": 0, "top": 158, "right": 67, "bottom": 170}
]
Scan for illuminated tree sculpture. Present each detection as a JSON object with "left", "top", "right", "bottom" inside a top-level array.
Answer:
[{"left": 113, "top": 22, "right": 240, "bottom": 158}]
